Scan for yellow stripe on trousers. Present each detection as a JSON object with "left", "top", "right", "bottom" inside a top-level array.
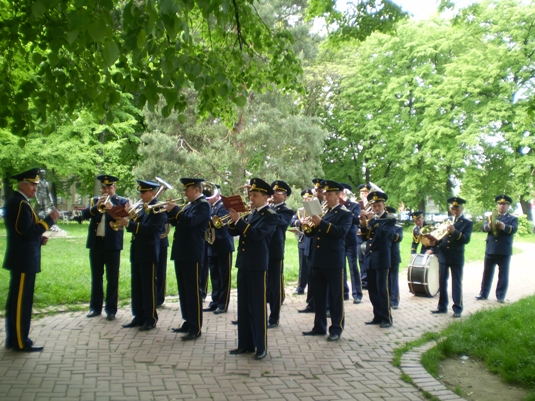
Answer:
[
  {"left": 195, "top": 263, "right": 201, "bottom": 335},
  {"left": 16, "top": 273, "right": 26, "bottom": 349}
]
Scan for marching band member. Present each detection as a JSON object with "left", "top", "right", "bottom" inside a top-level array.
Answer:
[
  {"left": 429, "top": 197, "right": 473, "bottom": 318},
  {"left": 360, "top": 191, "right": 396, "bottom": 328},
  {"left": 228, "top": 178, "right": 278, "bottom": 360},
  {"left": 410, "top": 211, "right": 435, "bottom": 254},
  {"left": 386, "top": 206, "right": 403, "bottom": 310},
  {"left": 4, "top": 168, "right": 59, "bottom": 352},
  {"left": 302, "top": 180, "right": 352, "bottom": 342},
  {"left": 82, "top": 174, "right": 128, "bottom": 321},
  {"left": 292, "top": 189, "right": 314, "bottom": 297},
  {"left": 167, "top": 178, "right": 211, "bottom": 340},
  {"left": 357, "top": 183, "right": 371, "bottom": 289},
  {"left": 267, "top": 180, "right": 294, "bottom": 329},
  {"left": 476, "top": 194, "right": 518, "bottom": 303},
  {"left": 119, "top": 180, "right": 167, "bottom": 331}
]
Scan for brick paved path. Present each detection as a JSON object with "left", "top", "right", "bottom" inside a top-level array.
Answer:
[{"left": 1, "top": 242, "right": 534, "bottom": 401}]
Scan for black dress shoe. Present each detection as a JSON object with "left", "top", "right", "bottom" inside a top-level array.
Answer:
[
  {"left": 431, "top": 309, "right": 447, "bottom": 314},
  {"left": 380, "top": 322, "right": 392, "bottom": 328},
  {"left": 229, "top": 348, "right": 255, "bottom": 355},
  {"left": 231, "top": 320, "right": 239, "bottom": 325},
  {"left": 254, "top": 350, "right": 267, "bottom": 360},
  {"left": 106, "top": 314, "right": 116, "bottom": 321},
  {"left": 343, "top": 296, "right": 350, "bottom": 301},
  {"left": 171, "top": 326, "right": 189, "bottom": 333},
  {"left": 181, "top": 332, "right": 201, "bottom": 341},
  {"left": 122, "top": 321, "right": 142, "bottom": 328},
  {"left": 353, "top": 298, "right": 362, "bottom": 304},
  {"left": 365, "top": 320, "right": 381, "bottom": 325},
  {"left": 497, "top": 299, "right": 505, "bottom": 303},
  {"left": 391, "top": 305, "right": 399, "bottom": 310},
  {"left": 297, "top": 308, "right": 314, "bottom": 313},
  {"left": 294, "top": 291, "right": 304, "bottom": 295},
  {"left": 213, "top": 308, "right": 227, "bottom": 314},
  {"left": 267, "top": 323, "right": 278, "bottom": 329},
  {"left": 475, "top": 296, "right": 487, "bottom": 300},
  {"left": 203, "top": 306, "right": 217, "bottom": 312},
  {"left": 452, "top": 313, "right": 462, "bottom": 318},
  {"left": 86, "top": 311, "right": 101, "bottom": 318},
  {"left": 302, "top": 330, "right": 326, "bottom": 336},
  {"left": 327, "top": 334, "right": 340, "bottom": 342},
  {"left": 156, "top": 304, "right": 164, "bottom": 309},
  {"left": 13, "top": 345, "right": 44, "bottom": 352},
  {"left": 139, "top": 324, "right": 156, "bottom": 331}
]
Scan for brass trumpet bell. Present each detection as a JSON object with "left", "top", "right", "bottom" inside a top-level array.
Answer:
[
  {"left": 98, "top": 195, "right": 111, "bottom": 213},
  {"left": 144, "top": 198, "right": 188, "bottom": 214},
  {"left": 212, "top": 210, "right": 251, "bottom": 228}
]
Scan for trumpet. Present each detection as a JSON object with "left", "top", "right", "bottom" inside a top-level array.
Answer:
[
  {"left": 97, "top": 195, "right": 111, "bottom": 213},
  {"left": 212, "top": 210, "right": 251, "bottom": 228},
  {"left": 302, "top": 208, "right": 328, "bottom": 234},
  {"left": 144, "top": 198, "right": 188, "bottom": 214}
]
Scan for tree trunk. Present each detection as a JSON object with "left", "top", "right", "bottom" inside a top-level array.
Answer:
[
  {"left": 2, "top": 175, "right": 14, "bottom": 204},
  {"left": 519, "top": 195, "right": 533, "bottom": 227}
]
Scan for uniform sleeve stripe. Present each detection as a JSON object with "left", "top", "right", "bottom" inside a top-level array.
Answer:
[
  {"left": 243, "top": 224, "right": 250, "bottom": 234},
  {"left": 326, "top": 223, "right": 332, "bottom": 233},
  {"left": 37, "top": 220, "right": 49, "bottom": 231}
]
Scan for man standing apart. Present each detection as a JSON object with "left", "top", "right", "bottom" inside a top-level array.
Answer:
[
  {"left": 228, "top": 178, "right": 278, "bottom": 359},
  {"left": 302, "top": 180, "right": 352, "bottom": 341},
  {"left": 430, "top": 197, "right": 473, "bottom": 318},
  {"left": 267, "top": 180, "right": 294, "bottom": 328},
  {"left": 82, "top": 175, "right": 128, "bottom": 320},
  {"left": 476, "top": 195, "right": 518, "bottom": 303},
  {"left": 118, "top": 180, "right": 166, "bottom": 331},
  {"left": 205, "top": 184, "right": 235, "bottom": 314},
  {"left": 360, "top": 191, "right": 395, "bottom": 328},
  {"left": 4, "top": 168, "right": 59, "bottom": 352},
  {"left": 166, "top": 178, "right": 211, "bottom": 340}
]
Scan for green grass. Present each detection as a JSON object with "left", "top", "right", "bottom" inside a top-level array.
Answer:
[
  {"left": 0, "top": 221, "right": 530, "bottom": 311},
  {"left": 419, "top": 295, "right": 535, "bottom": 400}
]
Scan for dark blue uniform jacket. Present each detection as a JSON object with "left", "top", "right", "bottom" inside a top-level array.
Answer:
[
  {"left": 361, "top": 212, "right": 396, "bottom": 270},
  {"left": 437, "top": 215, "right": 473, "bottom": 265},
  {"left": 208, "top": 199, "right": 235, "bottom": 256},
  {"left": 482, "top": 213, "right": 518, "bottom": 255},
  {"left": 269, "top": 203, "right": 294, "bottom": 260},
  {"left": 82, "top": 195, "right": 128, "bottom": 250}
]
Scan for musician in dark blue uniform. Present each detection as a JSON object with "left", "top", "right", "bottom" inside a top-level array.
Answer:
[
  {"left": 386, "top": 206, "right": 403, "bottom": 309},
  {"left": 341, "top": 183, "right": 363, "bottom": 304},
  {"left": 302, "top": 180, "right": 352, "bottom": 341},
  {"left": 205, "top": 185, "right": 235, "bottom": 314},
  {"left": 429, "top": 197, "right": 473, "bottom": 318},
  {"left": 476, "top": 195, "right": 518, "bottom": 303},
  {"left": 156, "top": 224, "right": 170, "bottom": 308},
  {"left": 267, "top": 180, "right": 294, "bottom": 328},
  {"left": 292, "top": 189, "right": 313, "bottom": 296},
  {"left": 166, "top": 178, "right": 211, "bottom": 340},
  {"left": 118, "top": 180, "right": 167, "bottom": 331},
  {"left": 4, "top": 168, "right": 59, "bottom": 352},
  {"left": 228, "top": 178, "right": 278, "bottom": 360},
  {"left": 81, "top": 175, "right": 128, "bottom": 320},
  {"left": 357, "top": 183, "right": 371, "bottom": 289},
  {"left": 360, "top": 191, "right": 396, "bottom": 328}
]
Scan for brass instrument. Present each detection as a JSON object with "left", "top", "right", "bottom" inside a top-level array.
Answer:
[
  {"left": 212, "top": 210, "right": 251, "bottom": 229},
  {"left": 363, "top": 182, "right": 385, "bottom": 212},
  {"left": 201, "top": 181, "right": 218, "bottom": 198},
  {"left": 302, "top": 208, "right": 328, "bottom": 234},
  {"left": 144, "top": 198, "right": 188, "bottom": 214},
  {"left": 109, "top": 199, "right": 144, "bottom": 231},
  {"left": 490, "top": 209, "right": 499, "bottom": 236},
  {"left": 420, "top": 219, "right": 454, "bottom": 247},
  {"left": 97, "top": 195, "right": 111, "bottom": 213}
]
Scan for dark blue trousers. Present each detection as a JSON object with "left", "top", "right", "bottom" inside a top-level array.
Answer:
[
  {"left": 208, "top": 252, "right": 233, "bottom": 311},
  {"left": 131, "top": 262, "right": 158, "bottom": 327},
  {"left": 367, "top": 268, "right": 391, "bottom": 324},
  {"left": 175, "top": 261, "right": 203, "bottom": 336},
  {"left": 6, "top": 272, "right": 36, "bottom": 350},
  {"left": 89, "top": 240, "right": 120, "bottom": 315},
  {"left": 346, "top": 244, "right": 363, "bottom": 300},
  {"left": 388, "top": 264, "right": 400, "bottom": 307},
  {"left": 237, "top": 269, "right": 267, "bottom": 354},
  {"left": 155, "top": 244, "right": 168, "bottom": 306},
  {"left": 267, "top": 259, "right": 283, "bottom": 325},
  {"left": 296, "top": 247, "right": 310, "bottom": 293},
  {"left": 310, "top": 267, "right": 344, "bottom": 336},
  {"left": 480, "top": 254, "right": 511, "bottom": 301},
  {"left": 438, "top": 263, "right": 463, "bottom": 314}
]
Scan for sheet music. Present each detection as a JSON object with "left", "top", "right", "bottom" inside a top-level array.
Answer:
[{"left": 302, "top": 199, "right": 322, "bottom": 216}]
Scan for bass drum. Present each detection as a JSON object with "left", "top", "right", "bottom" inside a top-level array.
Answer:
[{"left": 407, "top": 254, "right": 439, "bottom": 297}]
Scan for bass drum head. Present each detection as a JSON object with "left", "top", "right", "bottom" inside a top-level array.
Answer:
[{"left": 425, "top": 255, "right": 440, "bottom": 297}]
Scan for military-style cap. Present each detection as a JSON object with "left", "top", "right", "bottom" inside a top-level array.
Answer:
[
  {"left": 312, "top": 178, "right": 324, "bottom": 188},
  {"left": 341, "top": 183, "right": 353, "bottom": 191},
  {"left": 96, "top": 175, "right": 119, "bottom": 186},
  {"left": 367, "top": 191, "right": 388, "bottom": 203},
  {"left": 137, "top": 179, "right": 160, "bottom": 192},
  {"left": 180, "top": 178, "right": 205, "bottom": 188},
  {"left": 271, "top": 180, "right": 292, "bottom": 196},
  {"left": 495, "top": 194, "right": 512, "bottom": 204},
  {"left": 321, "top": 180, "right": 343, "bottom": 192},
  {"left": 249, "top": 178, "right": 274, "bottom": 196},
  {"left": 11, "top": 167, "right": 40, "bottom": 183},
  {"left": 447, "top": 197, "right": 466, "bottom": 207},
  {"left": 386, "top": 206, "right": 396, "bottom": 214},
  {"left": 411, "top": 211, "right": 424, "bottom": 220},
  {"left": 301, "top": 189, "right": 314, "bottom": 198},
  {"left": 358, "top": 183, "right": 371, "bottom": 192}
]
